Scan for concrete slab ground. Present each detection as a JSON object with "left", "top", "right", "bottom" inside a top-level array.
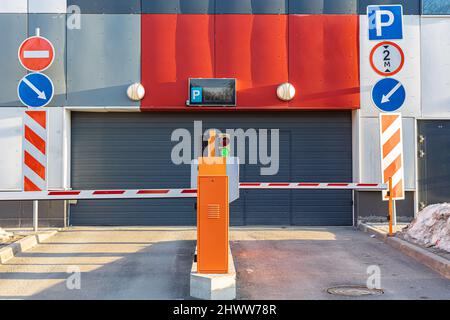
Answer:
[
  {"left": 230, "top": 227, "right": 450, "bottom": 300},
  {"left": 0, "top": 226, "right": 448, "bottom": 300},
  {"left": 0, "top": 227, "right": 197, "bottom": 299}
]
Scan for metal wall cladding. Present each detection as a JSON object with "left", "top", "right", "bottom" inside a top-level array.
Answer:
[
  {"left": 355, "top": 191, "right": 414, "bottom": 219},
  {"left": 290, "top": 0, "right": 357, "bottom": 14},
  {"left": 141, "top": 14, "right": 360, "bottom": 110},
  {"left": 357, "top": 0, "right": 421, "bottom": 15},
  {"left": 215, "top": 15, "right": 289, "bottom": 108},
  {"left": 142, "top": 0, "right": 214, "bottom": 14},
  {"left": 288, "top": 15, "right": 360, "bottom": 109},
  {"left": 423, "top": 0, "right": 450, "bottom": 15},
  {"left": 421, "top": 17, "right": 450, "bottom": 118},
  {"left": 0, "top": 108, "right": 23, "bottom": 190},
  {"left": 141, "top": 14, "right": 214, "bottom": 109},
  {"left": 216, "top": 0, "right": 287, "bottom": 14},
  {"left": 418, "top": 120, "right": 450, "bottom": 206},
  {"left": 140, "top": 0, "right": 421, "bottom": 15},
  {"left": 28, "top": 14, "right": 66, "bottom": 106},
  {"left": 28, "top": 0, "right": 67, "bottom": 13},
  {"left": 0, "top": 14, "right": 27, "bottom": 106},
  {"left": 0, "top": 0, "right": 27, "bottom": 13},
  {"left": 66, "top": 14, "right": 140, "bottom": 106},
  {"left": 0, "top": 200, "right": 65, "bottom": 228},
  {"left": 67, "top": 0, "right": 141, "bottom": 14}
]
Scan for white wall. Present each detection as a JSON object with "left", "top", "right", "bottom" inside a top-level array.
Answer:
[
  {"left": 0, "top": 108, "right": 23, "bottom": 190},
  {"left": 48, "top": 107, "right": 64, "bottom": 189},
  {"left": 0, "top": 0, "right": 27, "bottom": 13},
  {"left": 421, "top": 17, "right": 450, "bottom": 118},
  {"left": 0, "top": 0, "right": 67, "bottom": 14},
  {"left": 28, "top": 0, "right": 67, "bottom": 13}
]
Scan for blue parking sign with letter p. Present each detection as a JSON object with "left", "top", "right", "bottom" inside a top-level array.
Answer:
[
  {"left": 367, "top": 5, "right": 403, "bottom": 40},
  {"left": 191, "top": 87, "right": 203, "bottom": 104}
]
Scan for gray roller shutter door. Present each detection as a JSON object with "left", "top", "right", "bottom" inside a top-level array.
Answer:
[{"left": 70, "top": 112, "right": 352, "bottom": 226}]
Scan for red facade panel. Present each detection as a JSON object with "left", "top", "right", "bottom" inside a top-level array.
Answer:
[
  {"left": 141, "top": 14, "right": 214, "bottom": 109},
  {"left": 215, "top": 15, "right": 289, "bottom": 108},
  {"left": 288, "top": 15, "right": 360, "bottom": 109},
  {"left": 141, "top": 14, "right": 359, "bottom": 111}
]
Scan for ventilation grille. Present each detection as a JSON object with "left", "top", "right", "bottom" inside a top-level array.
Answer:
[{"left": 207, "top": 204, "right": 220, "bottom": 219}]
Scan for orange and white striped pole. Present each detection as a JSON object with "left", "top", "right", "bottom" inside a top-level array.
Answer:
[
  {"left": 23, "top": 110, "right": 48, "bottom": 231},
  {"left": 380, "top": 113, "right": 404, "bottom": 231}
]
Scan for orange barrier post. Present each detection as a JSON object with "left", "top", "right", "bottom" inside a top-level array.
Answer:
[
  {"left": 197, "top": 157, "right": 229, "bottom": 274},
  {"left": 388, "top": 177, "right": 394, "bottom": 237}
]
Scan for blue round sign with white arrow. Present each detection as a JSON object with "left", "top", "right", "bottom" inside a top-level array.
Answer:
[
  {"left": 18, "top": 73, "right": 54, "bottom": 108},
  {"left": 371, "top": 78, "right": 405, "bottom": 112}
]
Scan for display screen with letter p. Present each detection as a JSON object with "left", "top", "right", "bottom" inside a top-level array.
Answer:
[
  {"left": 188, "top": 78, "right": 236, "bottom": 106},
  {"left": 367, "top": 5, "right": 403, "bottom": 41}
]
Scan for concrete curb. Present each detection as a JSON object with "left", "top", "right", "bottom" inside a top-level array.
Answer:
[
  {"left": 358, "top": 222, "right": 450, "bottom": 280},
  {"left": 0, "top": 230, "right": 58, "bottom": 264}
]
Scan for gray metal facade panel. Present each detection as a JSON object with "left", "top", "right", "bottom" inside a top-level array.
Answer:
[
  {"left": 28, "top": 13, "right": 66, "bottom": 106},
  {"left": 141, "top": 0, "right": 422, "bottom": 14},
  {"left": 70, "top": 112, "right": 352, "bottom": 226},
  {"left": 0, "top": 14, "right": 27, "bottom": 106},
  {"left": 289, "top": 0, "right": 357, "bottom": 14},
  {"left": 355, "top": 191, "right": 414, "bottom": 221},
  {"left": 216, "top": 0, "right": 288, "bottom": 14},
  {"left": 66, "top": 14, "right": 140, "bottom": 106},
  {"left": 423, "top": 0, "right": 450, "bottom": 15},
  {"left": 67, "top": 0, "right": 141, "bottom": 14},
  {"left": 418, "top": 121, "right": 450, "bottom": 207},
  {"left": 0, "top": 200, "right": 65, "bottom": 228},
  {"left": 358, "top": 0, "right": 421, "bottom": 15},
  {"left": 142, "top": 0, "right": 214, "bottom": 14}
]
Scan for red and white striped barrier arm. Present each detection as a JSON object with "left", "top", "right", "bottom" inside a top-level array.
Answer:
[
  {"left": 239, "top": 183, "right": 387, "bottom": 191},
  {"left": 0, "top": 183, "right": 387, "bottom": 201},
  {"left": 0, "top": 188, "right": 197, "bottom": 201}
]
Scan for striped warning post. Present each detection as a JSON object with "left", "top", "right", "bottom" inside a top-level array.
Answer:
[
  {"left": 379, "top": 113, "right": 405, "bottom": 200},
  {"left": 23, "top": 110, "right": 47, "bottom": 191}
]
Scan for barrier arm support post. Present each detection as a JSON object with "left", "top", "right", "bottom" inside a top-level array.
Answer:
[
  {"left": 388, "top": 177, "right": 394, "bottom": 237},
  {"left": 33, "top": 200, "right": 38, "bottom": 232},
  {"left": 197, "top": 157, "right": 229, "bottom": 274},
  {"left": 196, "top": 130, "right": 229, "bottom": 274}
]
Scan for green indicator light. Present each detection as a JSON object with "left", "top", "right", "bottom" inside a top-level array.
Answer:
[{"left": 221, "top": 148, "right": 229, "bottom": 157}]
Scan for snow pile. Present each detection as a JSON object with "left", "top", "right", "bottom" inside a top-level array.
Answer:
[{"left": 403, "top": 203, "right": 450, "bottom": 253}]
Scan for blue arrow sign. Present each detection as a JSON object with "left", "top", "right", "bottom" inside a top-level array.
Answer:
[
  {"left": 18, "top": 73, "right": 54, "bottom": 108},
  {"left": 371, "top": 78, "right": 405, "bottom": 112}
]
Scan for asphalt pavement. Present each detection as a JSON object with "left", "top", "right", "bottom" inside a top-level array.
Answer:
[{"left": 0, "top": 226, "right": 448, "bottom": 299}]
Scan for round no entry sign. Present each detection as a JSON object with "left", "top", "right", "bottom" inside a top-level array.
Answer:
[
  {"left": 18, "top": 35, "right": 55, "bottom": 72},
  {"left": 370, "top": 41, "right": 404, "bottom": 76}
]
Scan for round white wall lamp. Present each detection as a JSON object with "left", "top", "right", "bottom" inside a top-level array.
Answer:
[
  {"left": 127, "top": 83, "right": 146, "bottom": 101},
  {"left": 276, "top": 82, "right": 296, "bottom": 101}
]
